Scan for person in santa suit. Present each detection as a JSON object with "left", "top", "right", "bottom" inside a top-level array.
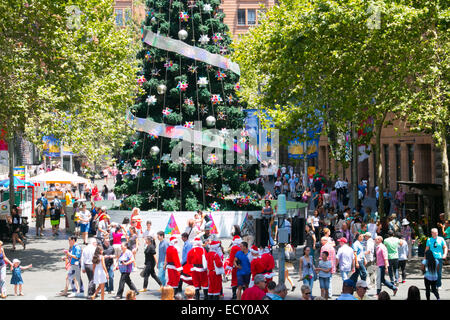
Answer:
[
  {"left": 260, "top": 246, "right": 276, "bottom": 286},
  {"left": 164, "top": 236, "right": 182, "bottom": 294},
  {"left": 187, "top": 237, "right": 209, "bottom": 300},
  {"left": 249, "top": 245, "right": 264, "bottom": 288},
  {"left": 130, "top": 207, "right": 143, "bottom": 234},
  {"left": 226, "top": 235, "right": 242, "bottom": 300},
  {"left": 206, "top": 240, "right": 224, "bottom": 300}
]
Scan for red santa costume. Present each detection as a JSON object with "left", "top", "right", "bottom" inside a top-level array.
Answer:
[
  {"left": 206, "top": 240, "right": 224, "bottom": 298},
  {"left": 130, "top": 207, "right": 143, "bottom": 232},
  {"left": 227, "top": 236, "right": 242, "bottom": 290},
  {"left": 165, "top": 236, "right": 182, "bottom": 288},
  {"left": 187, "top": 237, "right": 208, "bottom": 291},
  {"left": 261, "top": 246, "right": 276, "bottom": 285},
  {"left": 249, "top": 245, "right": 264, "bottom": 287}
]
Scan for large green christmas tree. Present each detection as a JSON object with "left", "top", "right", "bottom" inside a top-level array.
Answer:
[{"left": 115, "top": 0, "right": 264, "bottom": 211}]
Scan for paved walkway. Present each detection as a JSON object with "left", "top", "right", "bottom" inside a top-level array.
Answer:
[{"left": 1, "top": 218, "right": 448, "bottom": 300}]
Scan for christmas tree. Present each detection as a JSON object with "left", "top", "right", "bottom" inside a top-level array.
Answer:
[{"left": 115, "top": 0, "right": 264, "bottom": 211}]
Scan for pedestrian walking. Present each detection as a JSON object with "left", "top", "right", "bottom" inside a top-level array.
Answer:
[
  {"left": 178, "top": 232, "right": 193, "bottom": 293},
  {"left": 421, "top": 250, "right": 440, "bottom": 300},
  {"left": 165, "top": 236, "right": 182, "bottom": 293},
  {"left": 241, "top": 273, "right": 266, "bottom": 300},
  {"left": 156, "top": 231, "right": 169, "bottom": 286},
  {"left": 316, "top": 251, "right": 332, "bottom": 300},
  {"left": 350, "top": 233, "right": 367, "bottom": 283},
  {"left": 139, "top": 236, "right": 162, "bottom": 293},
  {"left": 375, "top": 236, "right": 398, "bottom": 297},
  {"left": 299, "top": 246, "right": 316, "bottom": 290},
  {"left": 0, "top": 241, "right": 13, "bottom": 299},
  {"left": 234, "top": 241, "right": 251, "bottom": 300},
  {"left": 78, "top": 203, "right": 92, "bottom": 245},
  {"left": 206, "top": 240, "right": 224, "bottom": 299},
  {"left": 114, "top": 242, "right": 139, "bottom": 299},
  {"left": 10, "top": 259, "right": 32, "bottom": 296},
  {"left": 304, "top": 224, "right": 316, "bottom": 264},
  {"left": 91, "top": 245, "right": 108, "bottom": 300},
  {"left": 226, "top": 235, "right": 242, "bottom": 300},
  {"left": 398, "top": 233, "right": 409, "bottom": 283},
  {"left": 81, "top": 238, "right": 97, "bottom": 297},
  {"left": 363, "top": 232, "right": 376, "bottom": 287},
  {"left": 102, "top": 237, "right": 115, "bottom": 294},
  {"left": 35, "top": 200, "right": 45, "bottom": 237},
  {"left": 187, "top": 236, "right": 209, "bottom": 300},
  {"left": 425, "top": 228, "right": 447, "bottom": 288},
  {"left": 60, "top": 236, "right": 82, "bottom": 297},
  {"left": 384, "top": 230, "right": 403, "bottom": 285},
  {"left": 335, "top": 237, "right": 354, "bottom": 281}
]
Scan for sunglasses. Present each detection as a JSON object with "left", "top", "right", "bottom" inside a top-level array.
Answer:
[{"left": 304, "top": 291, "right": 311, "bottom": 295}]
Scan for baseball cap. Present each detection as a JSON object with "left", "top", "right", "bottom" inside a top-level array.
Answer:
[
  {"left": 337, "top": 237, "right": 347, "bottom": 243},
  {"left": 343, "top": 279, "right": 356, "bottom": 288},
  {"left": 254, "top": 274, "right": 265, "bottom": 284},
  {"left": 356, "top": 280, "right": 368, "bottom": 288}
]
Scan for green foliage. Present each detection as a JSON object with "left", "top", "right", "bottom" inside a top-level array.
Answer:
[
  {"left": 0, "top": 0, "right": 140, "bottom": 163},
  {"left": 162, "top": 198, "right": 180, "bottom": 211}
]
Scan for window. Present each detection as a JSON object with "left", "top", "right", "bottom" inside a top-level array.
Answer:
[
  {"left": 237, "top": 9, "right": 246, "bottom": 25},
  {"left": 115, "top": 9, "right": 123, "bottom": 26},
  {"left": 125, "top": 8, "right": 132, "bottom": 24},
  {"left": 247, "top": 9, "right": 256, "bottom": 25},
  {"left": 395, "top": 144, "right": 401, "bottom": 181}
]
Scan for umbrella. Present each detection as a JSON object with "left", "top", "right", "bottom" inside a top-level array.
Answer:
[
  {"left": 0, "top": 176, "right": 35, "bottom": 188},
  {"left": 28, "top": 169, "right": 90, "bottom": 184}
]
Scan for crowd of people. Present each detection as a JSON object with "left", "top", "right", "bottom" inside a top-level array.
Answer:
[{"left": 0, "top": 170, "right": 449, "bottom": 300}]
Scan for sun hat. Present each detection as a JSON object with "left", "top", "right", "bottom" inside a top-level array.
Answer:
[
  {"left": 364, "top": 232, "right": 372, "bottom": 238},
  {"left": 402, "top": 218, "right": 410, "bottom": 226}
]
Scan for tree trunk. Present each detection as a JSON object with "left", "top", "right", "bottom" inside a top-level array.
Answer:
[
  {"left": 440, "top": 129, "right": 450, "bottom": 220},
  {"left": 375, "top": 121, "right": 385, "bottom": 218},
  {"left": 351, "top": 122, "right": 358, "bottom": 209},
  {"left": 8, "top": 134, "right": 15, "bottom": 214}
]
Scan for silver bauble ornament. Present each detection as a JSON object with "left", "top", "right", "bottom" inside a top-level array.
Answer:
[
  {"left": 206, "top": 116, "right": 216, "bottom": 127},
  {"left": 157, "top": 84, "right": 167, "bottom": 95},
  {"left": 178, "top": 29, "right": 188, "bottom": 40},
  {"left": 150, "top": 146, "right": 160, "bottom": 156}
]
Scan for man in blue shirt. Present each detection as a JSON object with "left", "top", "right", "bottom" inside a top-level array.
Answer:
[
  {"left": 350, "top": 233, "right": 367, "bottom": 283},
  {"left": 157, "top": 231, "right": 169, "bottom": 286},
  {"left": 425, "top": 228, "right": 448, "bottom": 288},
  {"left": 60, "top": 236, "right": 83, "bottom": 297},
  {"left": 234, "top": 241, "right": 251, "bottom": 300},
  {"left": 336, "top": 279, "right": 358, "bottom": 300},
  {"left": 178, "top": 232, "right": 193, "bottom": 294}
]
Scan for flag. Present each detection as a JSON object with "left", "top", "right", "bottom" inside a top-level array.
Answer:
[{"left": 165, "top": 213, "right": 180, "bottom": 235}]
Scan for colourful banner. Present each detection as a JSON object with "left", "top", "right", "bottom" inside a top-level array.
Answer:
[
  {"left": 207, "top": 213, "right": 218, "bottom": 235},
  {"left": 143, "top": 30, "right": 240, "bottom": 75},
  {"left": 42, "top": 135, "right": 74, "bottom": 157},
  {"left": 164, "top": 213, "right": 180, "bottom": 235}
]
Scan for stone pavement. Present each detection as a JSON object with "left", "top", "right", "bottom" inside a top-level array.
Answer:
[{"left": 1, "top": 218, "right": 449, "bottom": 300}]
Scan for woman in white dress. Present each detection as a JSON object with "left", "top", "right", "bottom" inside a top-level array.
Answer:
[{"left": 91, "top": 245, "right": 109, "bottom": 300}]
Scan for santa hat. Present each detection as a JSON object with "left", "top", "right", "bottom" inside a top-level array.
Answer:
[
  {"left": 210, "top": 240, "right": 221, "bottom": 249},
  {"left": 232, "top": 235, "right": 242, "bottom": 246},
  {"left": 169, "top": 236, "right": 177, "bottom": 245},
  {"left": 263, "top": 246, "right": 271, "bottom": 254},
  {"left": 250, "top": 245, "right": 259, "bottom": 255},
  {"left": 193, "top": 237, "right": 203, "bottom": 247}
]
